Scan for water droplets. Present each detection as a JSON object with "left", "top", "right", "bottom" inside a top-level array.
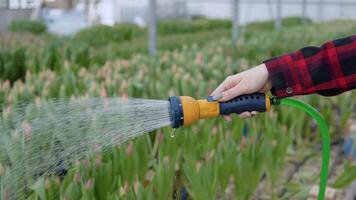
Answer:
[
  {"left": 170, "top": 128, "right": 176, "bottom": 138},
  {"left": 0, "top": 97, "right": 172, "bottom": 198}
]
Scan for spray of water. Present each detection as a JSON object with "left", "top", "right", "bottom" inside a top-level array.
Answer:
[{"left": 0, "top": 97, "right": 171, "bottom": 199}]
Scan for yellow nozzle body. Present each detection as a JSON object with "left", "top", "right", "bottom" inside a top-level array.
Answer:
[{"left": 179, "top": 96, "right": 220, "bottom": 126}]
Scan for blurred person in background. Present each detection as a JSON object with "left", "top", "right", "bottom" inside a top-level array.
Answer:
[
  {"left": 343, "top": 120, "right": 356, "bottom": 160},
  {"left": 211, "top": 35, "right": 356, "bottom": 120}
]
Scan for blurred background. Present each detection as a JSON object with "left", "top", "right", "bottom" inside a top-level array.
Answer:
[
  {"left": 0, "top": 0, "right": 356, "bottom": 200},
  {"left": 1, "top": 0, "right": 356, "bottom": 38}
]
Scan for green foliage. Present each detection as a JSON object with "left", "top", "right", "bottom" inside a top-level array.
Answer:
[
  {"left": 158, "top": 19, "right": 231, "bottom": 35},
  {"left": 0, "top": 17, "right": 306, "bottom": 83},
  {"left": 73, "top": 24, "right": 144, "bottom": 48},
  {"left": 8, "top": 20, "right": 47, "bottom": 35},
  {"left": 245, "top": 16, "right": 311, "bottom": 32},
  {"left": 0, "top": 47, "right": 26, "bottom": 82},
  {"left": 333, "top": 161, "right": 356, "bottom": 188},
  {"left": 0, "top": 19, "right": 355, "bottom": 199}
]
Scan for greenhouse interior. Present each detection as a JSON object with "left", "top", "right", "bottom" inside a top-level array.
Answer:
[{"left": 0, "top": 0, "right": 356, "bottom": 199}]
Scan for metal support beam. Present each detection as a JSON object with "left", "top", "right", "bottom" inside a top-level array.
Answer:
[
  {"left": 266, "top": 0, "right": 275, "bottom": 19},
  {"left": 302, "top": 0, "right": 307, "bottom": 25},
  {"left": 318, "top": 0, "right": 323, "bottom": 22},
  {"left": 113, "top": 0, "right": 118, "bottom": 23},
  {"left": 149, "top": 0, "right": 157, "bottom": 56},
  {"left": 274, "top": 0, "right": 282, "bottom": 30},
  {"left": 232, "top": 0, "right": 239, "bottom": 45}
]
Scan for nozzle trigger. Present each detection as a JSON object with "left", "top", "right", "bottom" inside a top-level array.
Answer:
[
  {"left": 207, "top": 94, "right": 223, "bottom": 102},
  {"left": 207, "top": 96, "right": 215, "bottom": 102}
]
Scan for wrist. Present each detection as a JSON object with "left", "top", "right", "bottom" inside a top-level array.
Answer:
[{"left": 258, "top": 63, "right": 272, "bottom": 92}]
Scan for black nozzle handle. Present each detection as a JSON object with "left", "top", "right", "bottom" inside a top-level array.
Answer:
[{"left": 218, "top": 93, "right": 269, "bottom": 115}]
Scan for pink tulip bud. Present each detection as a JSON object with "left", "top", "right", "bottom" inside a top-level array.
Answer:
[
  {"left": 195, "top": 53, "right": 204, "bottom": 65},
  {"left": 163, "top": 156, "right": 170, "bottom": 165},
  {"left": 119, "top": 186, "right": 126, "bottom": 197},
  {"left": 124, "top": 181, "right": 129, "bottom": 190},
  {"left": 119, "top": 181, "right": 129, "bottom": 197},
  {"left": 195, "top": 161, "right": 202, "bottom": 173},
  {"left": 145, "top": 170, "right": 155, "bottom": 182},
  {"left": 100, "top": 87, "right": 107, "bottom": 98},
  {"left": 90, "top": 82, "right": 97, "bottom": 93},
  {"left": 95, "top": 155, "right": 102, "bottom": 168},
  {"left": 82, "top": 159, "right": 89, "bottom": 168},
  {"left": 28, "top": 85, "right": 35, "bottom": 93},
  {"left": 133, "top": 180, "right": 140, "bottom": 194},
  {"left": 2, "top": 80, "right": 10, "bottom": 91},
  {"left": 45, "top": 178, "right": 51, "bottom": 189},
  {"left": 85, "top": 178, "right": 94, "bottom": 190},
  {"left": 3, "top": 188, "right": 11, "bottom": 200},
  {"left": 21, "top": 122, "right": 32, "bottom": 139},
  {"left": 79, "top": 68, "right": 87, "bottom": 78},
  {"left": 65, "top": 60, "right": 71, "bottom": 69},
  {"left": 71, "top": 171, "right": 79, "bottom": 183},
  {"left": 240, "top": 136, "right": 247, "bottom": 150},
  {"left": 18, "top": 81, "right": 24, "bottom": 94},
  {"left": 121, "top": 60, "right": 130, "bottom": 69},
  {"left": 55, "top": 176, "right": 61, "bottom": 187},
  {"left": 268, "top": 110, "right": 276, "bottom": 118},
  {"left": 121, "top": 81, "right": 128, "bottom": 90},
  {"left": 155, "top": 132, "right": 164, "bottom": 143},
  {"left": 138, "top": 69, "right": 144, "bottom": 81},
  {"left": 0, "top": 163, "right": 5, "bottom": 176},
  {"left": 121, "top": 93, "right": 129, "bottom": 102},
  {"left": 212, "top": 126, "right": 218, "bottom": 136},
  {"left": 119, "top": 184, "right": 128, "bottom": 197},
  {"left": 3, "top": 106, "right": 12, "bottom": 119},
  {"left": 204, "top": 150, "right": 215, "bottom": 162},
  {"left": 126, "top": 143, "right": 133, "bottom": 156}
]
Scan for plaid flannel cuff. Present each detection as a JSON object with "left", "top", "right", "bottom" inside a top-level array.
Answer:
[{"left": 263, "top": 53, "right": 306, "bottom": 98}]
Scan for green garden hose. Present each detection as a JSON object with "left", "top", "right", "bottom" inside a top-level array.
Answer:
[{"left": 278, "top": 98, "right": 330, "bottom": 200}]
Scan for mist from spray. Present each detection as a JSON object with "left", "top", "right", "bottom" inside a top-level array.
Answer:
[{"left": 0, "top": 97, "right": 171, "bottom": 199}]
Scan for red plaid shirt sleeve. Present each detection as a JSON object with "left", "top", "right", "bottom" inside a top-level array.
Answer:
[{"left": 263, "top": 35, "right": 356, "bottom": 98}]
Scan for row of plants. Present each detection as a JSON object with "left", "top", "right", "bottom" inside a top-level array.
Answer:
[
  {"left": 8, "top": 20, "right": 47, "bottom": 35},
  {"left": 0, "top": 20, "right": 355, "bottom": 199},
  {"left": 10, "top": 17, "right": 305, "bottom": 43},
  {"left": 0, "top": 17, "right": 305, "bottom": 83}
]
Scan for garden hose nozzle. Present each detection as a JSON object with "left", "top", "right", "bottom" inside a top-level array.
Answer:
[{"left": 168, "top": 93, "right": 271, "bottom": 128}]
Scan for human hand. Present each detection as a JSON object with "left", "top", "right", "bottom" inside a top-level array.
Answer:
[{"left": 211, "top": 63, "right": 272, "bottom": 120}]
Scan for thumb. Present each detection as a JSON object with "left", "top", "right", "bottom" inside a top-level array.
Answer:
[{"left": 221, "top": 85, "right": 246, "bottom": 101}]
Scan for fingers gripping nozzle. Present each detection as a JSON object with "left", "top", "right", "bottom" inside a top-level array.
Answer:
[
  {"left": 218, "top": 93, "right": 270, "bottom": 115},
  {"left": 169, "top": 93, "right": 271, "bottom": 128}
]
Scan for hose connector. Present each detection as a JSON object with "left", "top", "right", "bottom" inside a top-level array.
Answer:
[{"left": 271, "top": 96, "right": 282, "bottom": 106}]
